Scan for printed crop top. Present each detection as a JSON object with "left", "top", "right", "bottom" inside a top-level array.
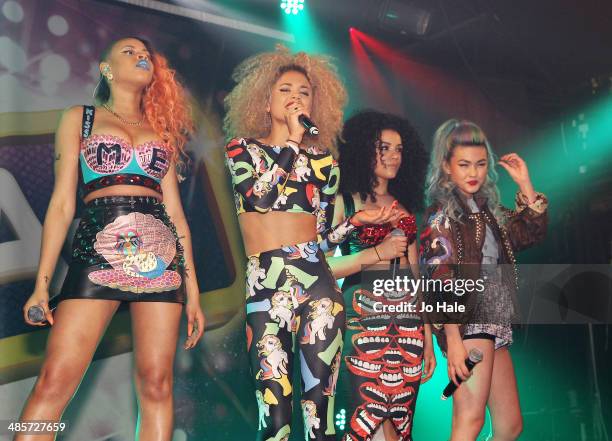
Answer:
[
  {"left": 78, "top": 105, "right": 171, "bottom": 197},
  {"left": 224, "top": 137, "right": 356, "bottom": 252}
]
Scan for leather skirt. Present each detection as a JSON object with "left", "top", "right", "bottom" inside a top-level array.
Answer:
[{"left": 57, "top": 196, "right": 185, "bottom": 303}]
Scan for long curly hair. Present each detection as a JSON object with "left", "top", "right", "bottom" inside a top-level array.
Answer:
[
  {"left": 223, "top": 45, "right": 347, "bottom": 153},
  {"left": 338, "top": 110, "right": 428, "bottom": 213},
  {"left": 425, "top": 119, "right": 501, "bottom": 222},
  {"left": 95, "top": 37, "right": 193, "bottom": 166}
]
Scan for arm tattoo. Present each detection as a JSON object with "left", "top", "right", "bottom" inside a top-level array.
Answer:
[{"left": 55, "top": 153, "right": 61, "bottom": 161}]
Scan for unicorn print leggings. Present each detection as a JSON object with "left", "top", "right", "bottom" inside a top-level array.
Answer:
[{"left": 245, "top": 240, "right": 345, "bottom": 441}]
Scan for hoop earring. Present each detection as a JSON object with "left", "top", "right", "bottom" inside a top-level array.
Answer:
[{"left": 92, "top": 76, "right": 103, "bottom": 100}]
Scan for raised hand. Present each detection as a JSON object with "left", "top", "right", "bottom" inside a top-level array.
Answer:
[{"left": 498, "top": 153, "right": 536, "bottom": 202}]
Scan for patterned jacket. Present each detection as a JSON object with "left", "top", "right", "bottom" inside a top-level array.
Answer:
[{"left": 419, "top": 190, "right": 548, "bottom": 352}]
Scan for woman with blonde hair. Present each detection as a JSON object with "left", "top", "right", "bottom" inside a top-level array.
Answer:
[
  {"left": 19, "top": 37, "right": 204, "bottom": 441},
  {"left": 420, "top": 119, "right": 548, "bottom": 440},
  {"left": 224, "top": 46, "right": 397, "bottom": 441}
]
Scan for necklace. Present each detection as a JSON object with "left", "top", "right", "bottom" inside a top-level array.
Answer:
[{"left": 102, "top": 103, "right": 144, "bottom": 126}]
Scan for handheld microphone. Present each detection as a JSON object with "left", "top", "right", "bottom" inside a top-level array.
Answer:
[
  {"left": 27, "top": 305, "right": 47, "bottom": 323},
  {"left": 27, "top": 301, "right": 57, "bottom": 324},
  {"left": 441, "top": 348, "right": 483, "bottom": 400},
  {"left": 390, "top": 228, "right": 405, "bottom": 277},
  {"left": 298, "top": 115, "right": 319, "bottom": 136}
]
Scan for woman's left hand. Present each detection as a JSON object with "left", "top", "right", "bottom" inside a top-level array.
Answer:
[
  {"left": 184, "top": 297, "right": 205, "bottom": 350},
  {"left": 498, "top": 153, "right": 537, "bottom": 201},
  {"left": 421, "top": 342, "right": 437, "bottom": 383},
  {"left": 498, "top": 153, "right": 532, "bottom": 185},
  {"left": 352, "top": 201, "right": 402, "bottom": 226}
]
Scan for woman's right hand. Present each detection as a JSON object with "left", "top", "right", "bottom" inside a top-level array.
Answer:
[
  {"left": 23, "top": 290, "right": 54, "bottom": 326},
  {"left": 446, "top": 336, "right": 471, "bottom": 386},
  {"left": 375, "top": 232, "right": 408, "bottom": 261},
  {"left": 285, "top": 98, "right": 307, "bottom": 142}
]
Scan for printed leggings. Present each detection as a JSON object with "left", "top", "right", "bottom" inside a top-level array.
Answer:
[
  {"left": 338, "top": 279, "right": 424, "bottom": 441},
  {"left": 245, "top": 240, "right": 345, "bottom": 441}
]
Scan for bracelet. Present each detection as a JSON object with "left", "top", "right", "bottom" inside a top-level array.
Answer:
[
  {"left": 287, "top": 138, "right": 301, "bottom": 145},
  {"left": 373, "top": 246, "right": 382, "bottom": 261}
]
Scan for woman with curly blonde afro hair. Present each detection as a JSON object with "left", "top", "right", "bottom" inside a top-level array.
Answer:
[
  {"left": 18, "top": 37, "right": 204, "bottom": 441},
  {"left": 224, "top": 45, "right": 399, "bottom": 441}
]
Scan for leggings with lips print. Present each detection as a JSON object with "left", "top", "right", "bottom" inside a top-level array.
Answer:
[
  {"left": 337, "top": 271, "right": 424, "bottom": 441},
  {"left": 245, "top": 240, "right": 345, "bottom": 441}
]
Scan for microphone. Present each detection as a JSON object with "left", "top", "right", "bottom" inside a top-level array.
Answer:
[
  {"left": 441, "top": 348, "right": 483, "bottom": 400},
  {"left": 27, "top": 301, "right": 57, "bottom": 324},
  {"left": 298, "top": 115, "right": 319, "bottom": 136},
  {"left": 390, "top": 228, "right": 405, "bottom": 278}
]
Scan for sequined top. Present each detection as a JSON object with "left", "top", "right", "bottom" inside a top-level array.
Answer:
[
  {"left": 224, "top": 137, "right": 355, "bottom": 252},
  {"left": 78, "top": 106, "right": 170, "bottom": 197},
  {"left": 339, "top": 192, "right": 417, "bottom": 255}
]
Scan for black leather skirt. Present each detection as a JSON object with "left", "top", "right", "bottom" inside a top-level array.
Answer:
[{"left": 57, "top": 196, "right": 185, "bottom": 303}]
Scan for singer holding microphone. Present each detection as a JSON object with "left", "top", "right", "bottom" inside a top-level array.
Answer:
[
  {"left": 419, "top": 120, "right": 548, "bottom": 440},
  {"left": 327, "top": 111, "right": 436, "bottom": 441},
  {"left": 18, "top": 37, "right": 205, "bottom": 441},
  {"left": 223, "top": 46, "right": 395, "bottom": 441}
]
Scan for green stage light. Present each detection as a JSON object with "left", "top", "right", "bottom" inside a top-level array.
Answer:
[
  {"left": 335, "top": 409, "right": 347, "bottom": 429},
  {"left": 281, "top": 0, "right": 304, "bottom": 15}
]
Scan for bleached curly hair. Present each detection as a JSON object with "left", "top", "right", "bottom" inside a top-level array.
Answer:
[{"left": 224, "top": 45, "right": 347, "bottom": 153}]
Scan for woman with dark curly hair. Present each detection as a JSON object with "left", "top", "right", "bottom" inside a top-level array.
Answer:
[
  {"left": 328, "top": 110, "right": 436, "bottom": 441},
  {"left": 223, "top": 48, "right": 397, "bottom": 441},
  {"left": 19, "top": 37, "right": 205, "bottom": 440}
]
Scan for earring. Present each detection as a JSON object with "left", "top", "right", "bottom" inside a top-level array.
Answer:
[{"left": 102, "top": 65, "right": 113, "bottom": 81}]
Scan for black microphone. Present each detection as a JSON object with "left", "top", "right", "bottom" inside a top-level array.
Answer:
[
  {"left": 390, "top": 227, "right": 405, "bottom": 270},
  {"left": 389, "top": 227, "right": 405, "bottom": 283},
  {"left": 298, "top": 115, "right": 319, "bottom": 136},
  {"left": 441, "top": 348, "right": 483, "bottom": 400}
]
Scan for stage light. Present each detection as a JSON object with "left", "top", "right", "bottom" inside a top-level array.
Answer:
[
  {"left": 280, "top": 0, "right": 304, "bottom": 15},
  {"left": 335, "top": 408, "right": 346, "bottom": 431},
  {"left": 379, "top": 0, "right": 431, "bottom": 36}
]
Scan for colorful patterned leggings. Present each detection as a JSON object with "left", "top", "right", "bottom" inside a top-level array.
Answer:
[{"left": 245, "top": 241, "right": 345, "bottom": 441}]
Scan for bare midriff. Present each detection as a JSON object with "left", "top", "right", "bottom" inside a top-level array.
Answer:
[
  {"left": 83, "top": 185, "right": 163, "bottom": 204},
  {"left": 239, "top": 211, "right": 317, "bottom": 256}
]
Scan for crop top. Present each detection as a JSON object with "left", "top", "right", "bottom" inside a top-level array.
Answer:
[
  {"left": 224, "top": 137, "right": 355, "bottom": 252},
  {"left": 78, "top": 105, "right": 171, "bottom": 197}
]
